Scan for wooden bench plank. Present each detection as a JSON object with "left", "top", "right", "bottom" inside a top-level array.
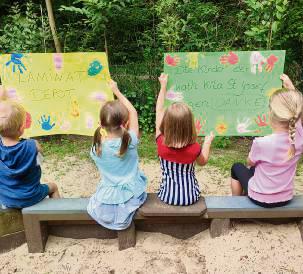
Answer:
[
  {"left": 22, "top": 198, "right": 90, "bottom": 215},
  {"left": 205, "top": 196, "right": 303, "bottom": 218},
  {"left": 138, "top": 193, "right": 207, "bottom": 217}
]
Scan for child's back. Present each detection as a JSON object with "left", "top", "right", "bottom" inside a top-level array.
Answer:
[
  {"left": 156, "top": 74, "right": 214, "bottom": 206},
  {"left": 157, "top": 134, "right": 201, "bottom": 205},
  {"left": 90, "top": 130, "right": 146, "bottom": 205},
  {"left": 0, "top": 98, "right": 59, "bottom": 208},
  {"left": 0, "top": 138, "right": 46, "bottom": 208},
  {"left": 87, "top": 80, "right": 147, "bottom": 230},
  {"left": 248, "top": 120, "right": 303, "bottom": 203},
  {"left": 230, "top": 75, "right": 303, "bottom": 207}
]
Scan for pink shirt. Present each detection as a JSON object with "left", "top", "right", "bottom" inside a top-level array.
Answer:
[{"left": 248, "top": 121, "right": 303, "bottom": 203}]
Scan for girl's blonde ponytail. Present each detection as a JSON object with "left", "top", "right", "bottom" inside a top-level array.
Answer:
[
  {"left": 288, "top": 117, "right": 297, "bottom": 158},
  {"left": 269, "top": 88, "right": 303, "bottom": 160}
]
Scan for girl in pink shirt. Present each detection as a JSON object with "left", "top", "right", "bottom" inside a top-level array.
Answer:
[{"left": 231, "top": 74, "right": 303, "bottom": 208}]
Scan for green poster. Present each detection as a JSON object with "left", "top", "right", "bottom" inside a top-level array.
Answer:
[{"left": 164, "top": 51, "right": 285, "bottom": 136}]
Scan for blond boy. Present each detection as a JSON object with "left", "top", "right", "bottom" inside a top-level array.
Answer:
[{"left": 0, "top": 86, "right": 59, "bottom": 208}]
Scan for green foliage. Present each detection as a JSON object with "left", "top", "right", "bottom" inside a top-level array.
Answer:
[
  {"left": 60, "top": 0, "right": 133, "bottom": 50},
  {"left": 0, "top": 1, "right": 51, "bottom": 52},
  {"left": 242, "top": 0, "right": 289, "bottom": 49},
  {"left": 111, "top": 64, "right": 158, "bottom": 133},
  {"left": 212, "top": 137, "right": 231, "bottom": 149}
]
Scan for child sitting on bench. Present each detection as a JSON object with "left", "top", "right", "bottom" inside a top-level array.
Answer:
[
  {"left": 0, "top": 86, "right": 60, "bottom": 209},
  {"left": 87, "top": 79, "right": 147, "bottom": 230},
  {"left": 231, "top": 74, "right": 303, "bottom": 207},
  {"left": 155, "top": 73, "right": 214, "bottom": 206}
]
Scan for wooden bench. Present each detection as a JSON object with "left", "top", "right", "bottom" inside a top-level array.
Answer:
[
  {"left": 22, "top": 198, "right": 136, "bottom": 253},
  {"left": 21, "top": 194, "right": 303, "bottom": 253},
  {"left": 137, "top": 193, "right": 208, "bottom": 239},
  {"left": 205, "top": 196, "right": 303, "bottom": 238},
  {"left": 0, "top": 208, "right": 25, "bottom": 253},
  {"left": 22, "top": 194, "right": 207, "bottom": 253}
]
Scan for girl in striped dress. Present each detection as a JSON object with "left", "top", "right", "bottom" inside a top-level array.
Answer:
[{"left": 156, "top": 73, "right": 214, "bottom": 206}]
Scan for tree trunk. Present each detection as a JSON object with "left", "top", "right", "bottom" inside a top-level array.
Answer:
[{"left": 45, "top": 0, "right": 62, "bottom": 53}]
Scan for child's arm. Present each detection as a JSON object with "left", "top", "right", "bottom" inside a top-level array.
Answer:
[
  {"left": 247, "top": 157, "right": 255, "bottom": 167},
  {"left": 0, "top": 85, "right": 8, "bottom": 101},
  {"left": 109, "top": 79, "right": 139, "bottom": 137},
  {"left": 280, "top": 74, "right": 295, "bottom": 90},
  {"left": 196, "top": 132, "right": 214, "bottom": 166},
  {"left": 156, "top": 73, "right": 168, "bottom": 137}
]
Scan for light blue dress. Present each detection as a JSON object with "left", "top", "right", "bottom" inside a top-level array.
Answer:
[{"left": 87, "top": 130, "right": 147, "bottom": 230}]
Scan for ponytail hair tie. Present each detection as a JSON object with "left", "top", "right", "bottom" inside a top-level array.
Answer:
[{"left": 99, "top": 127, "right": 108, "bottom": 138}]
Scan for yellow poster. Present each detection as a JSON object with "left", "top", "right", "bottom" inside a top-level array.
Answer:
[{"left": 0, "top": 52, "right": 113, "bottom": 137}]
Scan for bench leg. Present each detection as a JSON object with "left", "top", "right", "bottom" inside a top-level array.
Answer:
[
  {"left": 23, "top": 215, "right": 48, "bottom": 253},
  {"left": 210, "top": 218, "right": 230, "bottom": 238},
  {"left": 118, "top": 222, "right": 136, "bottom": 250},
  {"left": 298, "top": 219, "right": 303, "bottom": 242}
]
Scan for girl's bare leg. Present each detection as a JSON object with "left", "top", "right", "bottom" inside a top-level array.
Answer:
[{"left": 231, "top": 178, "right": 243, "bottom": 196}]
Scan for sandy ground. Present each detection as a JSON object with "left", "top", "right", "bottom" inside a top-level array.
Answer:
[{"left": 1, "top": 157, "right": 303, "bottom": 274}]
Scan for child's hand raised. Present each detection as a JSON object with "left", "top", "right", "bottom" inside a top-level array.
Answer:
[
  {"left": 158, "top": 73, "right": 168, "bottom": 89},
  {"left": 280, "top": 74, "right": 295, "bottom": 90},
  {"left": 204, "top": 131, "right": 215, "bottom": 145},
  {"left": 108, "top": 79, "right": 119, "bottom": 92}
]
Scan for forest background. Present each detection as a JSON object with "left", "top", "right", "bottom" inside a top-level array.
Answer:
[{"left": 0, "top": 0, "right": 302, "bottom": 134}]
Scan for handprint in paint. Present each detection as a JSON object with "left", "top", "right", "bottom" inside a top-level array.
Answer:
[
  {"left": 90, "top": 91, "right": 107, "bottom": 103},
  {"left": 38, "top": 115, "right": 55, "bottom": 131},
  {"left": 86, "top": 114, "right": 94, "bottom": 129},
  {"left": 265, "top": 55, "right": 278, "bottom": 72},
  {"left": 88, "top": 60, "right": 103, "bottom": 76},
  {"left": 250, "top": 51, "right": 266, "bottom": 74},
  {"left": 6, "top": 53, "right": 27, "bottom": 74},
  {"left": 255, "top": 114, "right": 268, "bottom": 127},
  {"left": 165, "top": 54, "right": 180, "bottom": 67},
  {"left": 53, "top": 53, "right": 63, "bottom": 72},
  {"left": 71, "top": 99, "right": 80, "bottom": 118},
  {"left": 166, "top": 86, "right": 183, "bottom": 102},
  {"left": 25, "top": 112, "right": 32, "bottom": 129},
  {"left": 219, "top": 51, "right": 239, "bottom": 65},
  {"left": 186, "top": 53, "right": 199, "bottom": 69},
  {"left": 195, "top": 117, "right": 206, "bottom": 135},
  {"left": 236, "top": 117, "right": 253, "bottom": 134}
]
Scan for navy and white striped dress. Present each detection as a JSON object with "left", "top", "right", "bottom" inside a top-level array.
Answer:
[{"left": 156, "top": 135, "right": 201, "bottom": 206}]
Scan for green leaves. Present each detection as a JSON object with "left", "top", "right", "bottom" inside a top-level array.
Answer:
[{"left": 242, "top": 0, "right": 289, "bottom": 49}]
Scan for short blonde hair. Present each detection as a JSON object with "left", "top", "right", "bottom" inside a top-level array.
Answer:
[
  {"left": 0, "top": 100, "right": 26, "bottom": 138},
  {"left": 269, "top": 88, "right": 303, "bottom": 158},
  {"left": 160, "top": 102, "right": 197, "bottom": 148}
]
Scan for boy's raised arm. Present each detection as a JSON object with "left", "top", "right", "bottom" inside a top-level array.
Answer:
[
  {"left": 156, "top": 73, "right": 168, "bottom": 137},
  {"left": 108, "top": 79, "right": 139, "bottom": 137}
]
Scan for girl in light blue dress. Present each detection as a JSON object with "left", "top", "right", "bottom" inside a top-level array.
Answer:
[{"left": 87, "top": 79, "right": 147, "bottom": 230}]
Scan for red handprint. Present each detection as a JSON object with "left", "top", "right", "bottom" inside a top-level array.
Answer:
[
  {"left": 25, "top": 112, "right": 32, "bottom": 129},
  {"left": 219, "top": 51, "right": 239, "bottom": 65},
  {"left": 255, "top": 114, "right": 268, "bottom": 127},
  {"left": 265, "top": 55, "right": 278, "bottom": 72},
  {"left": 165, "top": 54, "right": 180, "bottom": 67},
  {"left": 195, "top": 117, "right": 206, "bottom": 134}
]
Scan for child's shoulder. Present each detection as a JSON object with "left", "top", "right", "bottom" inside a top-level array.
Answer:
[{"left": 252, "top": 134, "right": 280, "bottom": 148}]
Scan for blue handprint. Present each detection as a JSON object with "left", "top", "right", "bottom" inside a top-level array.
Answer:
[
  {"left": 38, "top": 115, "right": 55, "bottom": 131},
  {"left": 88, "top": 60, "right": 103, "bottom": 76},
  {"left": 5, "top": 53, "right": 27, "bottom": 74}
]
